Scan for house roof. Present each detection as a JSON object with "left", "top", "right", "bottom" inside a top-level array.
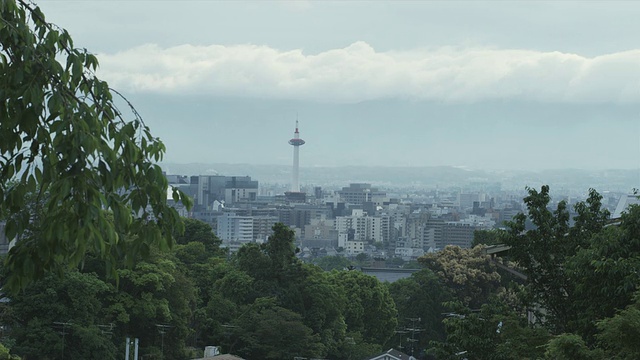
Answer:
[{"left": 368, "top": 348, "right": 416, "bottom": 360}]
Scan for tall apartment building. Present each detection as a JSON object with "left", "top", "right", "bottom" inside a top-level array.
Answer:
[
  {"left": 216, "top": 213, "right": 253, "bottom": 243},
  {"left": 385, "top": 204, "right": 410, "bottom": 245},
  {"left": 406, "top": 211, "right": 431, "bottom": 240},
  {"left": 252, "top": 216, "right": 279, "bottom": 243},
  {"left": 336, "top": 210, "right": 368, "bottom": 241},
  {"left": 335, "top": 209, "right": 390, "bottom": 243},
  {"left": 368, "top": 215, "right": 390, "bottom": 244},
  {"left": 422, "top": 217, "right": 445, "bottom": 250}
]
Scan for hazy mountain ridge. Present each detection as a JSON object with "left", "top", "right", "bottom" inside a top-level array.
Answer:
[{"left": 161, "top": 163, "right": 638, "bottom": 192}]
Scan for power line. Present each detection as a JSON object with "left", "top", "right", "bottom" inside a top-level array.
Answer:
[{"left": 53, "top": 321, "right": 72, "bottom": 360}]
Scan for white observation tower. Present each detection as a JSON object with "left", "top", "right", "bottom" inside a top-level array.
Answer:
[{"left": 288, "top": 120, "right": 305, "bottom": 193}]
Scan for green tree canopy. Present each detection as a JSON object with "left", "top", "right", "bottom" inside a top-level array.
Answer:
[
  {"left": 174, "top": 218, "right": 223, "bottom": 255},
  {"left": 0, "top": 0, "right": 191, "bottom": 292},
  {"left": 502, "top": 186, "right": 640, "bottom": 340},
  {"left": 314, "top": 255, "right": 353, "bottom": 271},
  {"left": 389, "top": 269, "right": 453, "bottom": 351},
  {"left": 233, "top": 224, "right": 350, "bottom": 358},
  {"left": 597, "top": 291, "right": 640, "bottom": 360},
  {"left": 2, "top": 269, "right": 116, "bottom": 360},
  {"left": 430, "top": 299, "right": 550, "bottom": 360},
  {"left": 544, "top": 333, "right": 604, "bottom": 360},
  {"left": 106, "top": 252, "right": 196, "bottom": 359},
  {"left": 355, "top": 252, "right": 371, "bottom": 266},
  {"left": 0, "top": 344, "right": 19, "bottom": 360},
  {"left": 232, "top": 298, "right": 325, "bottom": 360},
  {"left": 329, "top": 270, "right": 398, "bottom": 345},
  {"left": 472, "top": 229, "right": 506, "bottom": 247}
]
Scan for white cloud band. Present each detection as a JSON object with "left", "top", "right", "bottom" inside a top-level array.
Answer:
[{"left": 97, "top": 41, "right": 640, "bottom": 103}]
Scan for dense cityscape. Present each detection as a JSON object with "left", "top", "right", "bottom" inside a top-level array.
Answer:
[
  {"left": 162, "top": 123, "right": 637, "bottom": 266},
  {"left": 2, "top": 1, "right": 640, "bottom": 360}
]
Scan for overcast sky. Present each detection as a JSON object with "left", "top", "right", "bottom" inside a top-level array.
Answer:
[{"left": 38, "top": 1, "right": 640, "bottom": 171}]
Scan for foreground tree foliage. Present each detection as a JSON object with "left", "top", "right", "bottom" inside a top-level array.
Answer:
[
  {"left": 497, "top": 186, "right": 640, "bottom": 359},
  {"left": 183, "top": 223, "right": 397, "bottom": 360},
  {"left": 596, "top": 292, "right": 640, "bottom": 359},
  {"left": 405, "top": 243, "right": 548, "bottom": 359},
  {"left": 233, "top": 298, "right": 325, "bottom": 360},
  {"left": 472, "top": 229, "right": 506, "bottom": 247},
  {"left": 12, "top": 1, "right": 640, "bottom": 359},
  {"left": 2, "top": 270, "right": 116, "bottom": 359},
  {"left": 0, "top": 344, "right": 19, "bottom": 360},
  {"left": 314, "top": 254, "right": 353, "bottom": 271},
  {"left": 3, "top": 196, "right": 640, "bottom": 359},
  {"left": 0, "top": 218, "right": 211, "bottom": 359},
  {"left": 544, "top": 333, "right": 604, "bottom": 360},
  {"left": 328, "top": 270, "right": 398, "bottom": 346},
  {"left": 388, "top": 269, "right": 452, "bottom": 354},
  {"left": 429, "top": 298, "right": 550, "bottom": 360},
  {"left": 503, "top": 186, "right": 640, "bottom": 340},
  {"left": 0, "top": 0, "right": 191, "bottom": 292}
]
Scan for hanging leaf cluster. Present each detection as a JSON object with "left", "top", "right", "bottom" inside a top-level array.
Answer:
[{"left": 0, "top": 0, "right": 192, "bottom": 292}]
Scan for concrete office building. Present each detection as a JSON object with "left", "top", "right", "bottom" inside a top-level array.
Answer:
[
  {"left": 337, "top": 183, "right": 387, "bottom": 206},
  {"left": 278, "top": 204, "right": 332, "bottom": 237},
  {"left": 439, "top": 222, "right": 476, "bottom": 248},
  {"left": 192, "top": 175, "right": 258, "bottom": 210}
]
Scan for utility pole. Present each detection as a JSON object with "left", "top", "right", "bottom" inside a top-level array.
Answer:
[
  {"left": 405, "top": 317, "right": 423, "bottom": 357},
  {"left": 156, "top": 324, "right": 172, "bottom": 358},
  {"left": 53, "top": 321, "right": 72, "bottom": 360}
]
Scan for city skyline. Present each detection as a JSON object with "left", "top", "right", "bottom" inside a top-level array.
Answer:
[{"left": 38, "top": 1, "right": 640, "bottom": 171}]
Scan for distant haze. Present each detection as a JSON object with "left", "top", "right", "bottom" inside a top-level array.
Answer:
[
  {"left": 160, "top": 163, "right": 639, "bottom": 193},
  {"left": 39, "top": 1, "right": 640, "bottom": 174},
  {"left": 133, "top": 95, "right": 638, "bottom": 171}
]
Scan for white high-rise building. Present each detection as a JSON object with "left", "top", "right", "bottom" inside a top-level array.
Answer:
[
  {"left": 216, "top": 213, "right": 253, "bottom": 243},
  {"left": 335, "top": 209, "right": 390, "bottom": 244}
]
